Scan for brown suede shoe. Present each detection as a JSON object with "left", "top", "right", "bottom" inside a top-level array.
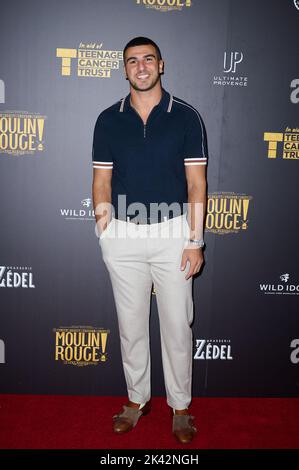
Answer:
[
  {"left": 172, "top": 414, "right": 197, "bottom": 444},
  {"left": 112, "top": 401, "right": 151, "bottom": 434}
]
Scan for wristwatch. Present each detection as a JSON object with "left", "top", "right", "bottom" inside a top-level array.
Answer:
[{"left": 188, "top": 238, "right": 205, "bottom": 248}]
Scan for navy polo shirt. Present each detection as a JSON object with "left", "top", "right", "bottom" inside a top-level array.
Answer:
[{"left": 92, "top": 88, "right": 208, "bottom": 221}]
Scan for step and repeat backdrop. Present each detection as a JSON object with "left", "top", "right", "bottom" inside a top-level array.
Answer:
[{"left": 0, "top": 0, "right": 298, "bottom": 397}]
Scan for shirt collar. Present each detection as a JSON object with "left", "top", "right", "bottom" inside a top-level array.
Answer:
[{"left": 120, "top": 88, "right": 172, "bottom": 113}]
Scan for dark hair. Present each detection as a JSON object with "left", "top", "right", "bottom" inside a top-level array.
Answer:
[{"left": 123, "top": 37, "right": 162, "bottom": 61}]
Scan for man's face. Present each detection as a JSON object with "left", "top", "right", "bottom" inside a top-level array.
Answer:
[{"left": 124, "top": 44, "right": 164, "bottom": 92}]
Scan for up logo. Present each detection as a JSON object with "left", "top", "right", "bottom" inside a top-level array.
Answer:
[{"left": 223, "top": 51, "right": 243, "bottom": 73}]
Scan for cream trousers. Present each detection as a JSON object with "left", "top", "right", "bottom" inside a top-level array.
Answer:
[{"left": 98, "top": 213, "right": 194, "bottom": 409}]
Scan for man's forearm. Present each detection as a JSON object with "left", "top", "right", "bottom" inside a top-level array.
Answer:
[
  {"left": 187, "top": 185, "right": 206, "bottom": 241},
  {"left": 92, "top": 183, "right": 112, "bottom": 232}
]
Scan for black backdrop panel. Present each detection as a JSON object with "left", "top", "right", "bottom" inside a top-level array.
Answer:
[{"left": 0, "top": 0, "right": 298, "bottom": 397}]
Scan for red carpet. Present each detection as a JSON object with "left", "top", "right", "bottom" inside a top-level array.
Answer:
[{"left": 0, "top": 395, "right": 299, "bottom": 449}]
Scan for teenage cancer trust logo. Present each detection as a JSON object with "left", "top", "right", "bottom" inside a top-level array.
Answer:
[
  {"left": 264, "top": 128, "right": 299, "bottom": 160},
  {"left": 56, "top": 42, "right": 123, "bottom": 78},
  {"left": 135, "top": 0, "right": 192, "bottom": 12},
  {"left": 0, "top": 112, "right": 46, "bottom": 156}
]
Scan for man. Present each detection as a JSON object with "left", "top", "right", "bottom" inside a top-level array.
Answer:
[{"left": 92, "top": 37, "right": 207, "bottom": 444}]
